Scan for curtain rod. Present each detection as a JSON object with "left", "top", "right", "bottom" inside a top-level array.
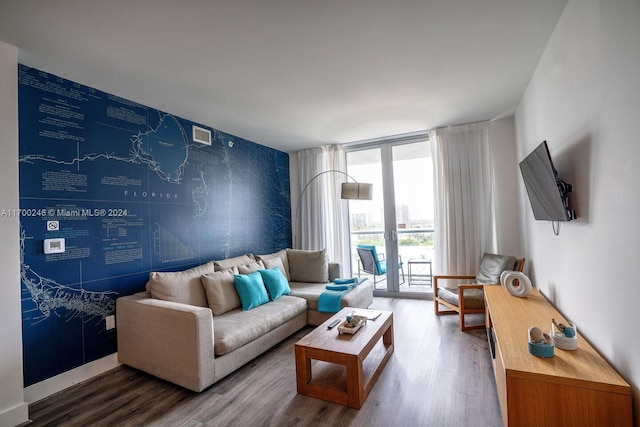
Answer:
[{"left": 341, "top": 130, "right": 430, "bottom": 149}]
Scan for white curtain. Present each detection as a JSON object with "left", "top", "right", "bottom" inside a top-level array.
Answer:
[
  {"left": 294, "top": 145, "right": 350, "bottom": 273},
  {"left": 432, "top": 121, "right": 496, "bottom": 275}
]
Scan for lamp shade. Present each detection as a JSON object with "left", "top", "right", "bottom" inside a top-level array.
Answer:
[
  {"left": 294, "top": 169, "right": 373, "bottom": 248},
  {"left": 341, "top": 182, "right": 373, "bottom": 200}
]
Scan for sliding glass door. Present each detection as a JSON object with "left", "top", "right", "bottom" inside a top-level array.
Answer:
[{"left": 346, "top": 137, "right": 434, "bottom": 296}]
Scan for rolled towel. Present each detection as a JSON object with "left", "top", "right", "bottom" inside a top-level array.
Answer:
[
  {"left": 326, "top": 284, "right": 351, "bottom": 291},
  {"left": 333, "top": 277, "right": 356, "bottom": 284}
]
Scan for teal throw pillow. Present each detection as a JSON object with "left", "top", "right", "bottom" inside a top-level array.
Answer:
[
  {"left": 234, "top": 271, "right": 269, "bottom": 310},
  {"left": 259, "top": 267, "right": 291, "bottom": 301}
]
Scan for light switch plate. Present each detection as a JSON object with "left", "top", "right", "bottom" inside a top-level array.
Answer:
[{"left": 105, "top": 315, "right": 115, "bottom": 330}]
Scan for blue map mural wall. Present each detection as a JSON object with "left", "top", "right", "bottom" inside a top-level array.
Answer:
[{"left": 17, "top": 64, "right": 291, "bottom": 386}]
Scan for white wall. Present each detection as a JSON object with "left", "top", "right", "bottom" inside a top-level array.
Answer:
[
  {"left": 0, "top": 41, "right": 29, "bottom": 427},
  {"left": 515, "top": 0, "right": 640, "bottom": 423}
]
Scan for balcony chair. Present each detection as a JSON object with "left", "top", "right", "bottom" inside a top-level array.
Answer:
[
  {"left": 356, "top": 244, "right": 405, "bottom": 288},
  {"left": 434, "top": 253, "right": 525, "bottom": 331}
]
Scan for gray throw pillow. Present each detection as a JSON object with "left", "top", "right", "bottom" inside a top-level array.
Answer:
[
  {"left": 261, "top": 256, "right": 288, "bottom": 281},
  {"left": 256, "top": 249, "right": 290, "bottom": 280},
  {"left": 201, "top": 267, "right": 241, "bottom": 315},
  {"left": 147, "top": 261, "right": 216, "bottom": 307},
  {"left": 286, "top": 249, "right": 329, "bottom": 283},
  {"left": 237, "top": 260, "right": 265, "bottom": 274},
  {"left": 213, "top": 253, "right": 255, "bottom": 271}
]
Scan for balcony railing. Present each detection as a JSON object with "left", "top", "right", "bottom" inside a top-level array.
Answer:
[{"left": 350, "top": 228, "right": 434, "bottom": 292}]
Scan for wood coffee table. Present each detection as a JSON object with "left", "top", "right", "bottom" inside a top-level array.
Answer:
[{"left": 294, "top": 307, "right": 394, "bottom": 409}]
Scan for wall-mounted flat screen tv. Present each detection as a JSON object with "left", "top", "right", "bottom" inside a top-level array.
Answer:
[{"left": 519, "top": 141, "right": 575, "bottom": 222}]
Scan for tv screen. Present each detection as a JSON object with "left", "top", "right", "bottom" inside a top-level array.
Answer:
[{"left": 519, "top": 141, "right": 574, "bottom": 221}]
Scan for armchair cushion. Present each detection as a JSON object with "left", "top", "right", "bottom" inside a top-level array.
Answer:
[
  {"left": 356, "top": 245, "right": 402, "bottom": 276},
  {"left": 377, "top": 260, "right": 387, "bottom": 274},
  {"left": 475, "top": 253, "right": 517, "bottom": 284},
  {"left": 357, "top": 245, "right": 381, "bottom": 263},
  {"left": 438, "top": 287, "right": 486, "bottom": 310}
]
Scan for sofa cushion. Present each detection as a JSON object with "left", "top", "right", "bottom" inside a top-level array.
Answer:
[
  {"left": 260, "top": 256, "right": 289, "bottom": 281},
  {"left": 286, "top": 249, "right": 329, "bottom": 283},
  {"left": 259, "top": 267, "right": 291, "bottom": 301},
  {"left": 146, "top": 261, "right": 215, "bottom": 307},
  {"left": 213, "top": 295, "right": 307, "bottom": 356},
  {"left": 256, "top": 249, "right": 290, "bottom": 280},
  {"left": 237, "top": 260, "right": 265, "bottom": 274},
  {"left": 289, "top": 279, "right": 374, "bottom": 311},
  {"left": 234, "top": 272, "right": 269, "bottom": 310},
  {"left": 214, "top": 254, "right": 255, "bottom": 271},
  {"left": 201, "top": 267, "right": 241, "bottom": 315}
]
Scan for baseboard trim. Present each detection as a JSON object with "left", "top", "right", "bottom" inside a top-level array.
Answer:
[
  {"left": 0, "top": 401, "right": 29, "bottom": 427},
  {"left": 24, "top": 353, "right": 120, "bottom": 404}
]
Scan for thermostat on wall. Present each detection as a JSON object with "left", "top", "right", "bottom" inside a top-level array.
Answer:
[{"left": 44, "top": 238, "right": 65, "bottom": 254}]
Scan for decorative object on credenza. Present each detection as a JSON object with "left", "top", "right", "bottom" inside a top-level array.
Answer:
[
  {"left": 552, "top": 318, "right": 578, "bottom": 350},
  {"left": 293, "top": 169, "right": 373, "bottom": 248},
  {"left": 528, "top": 326, "right": 554, "bottom": 358},
  {"left": 500, "top": 270, "right": 533, "bottom": 298}
]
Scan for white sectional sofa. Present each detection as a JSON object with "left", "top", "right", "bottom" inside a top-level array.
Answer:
[{"left": 116, "top": 249, "right": 373, "bottom": 392}]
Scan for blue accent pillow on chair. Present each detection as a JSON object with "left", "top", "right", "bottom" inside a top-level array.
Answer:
[
  {"left": 377, "top": 260, "right": 387, "bottom": 274},
  {"left": 234, "top": 271, "right": 269, "bottom": 310},
  {"left": 259, "top": 267, "right": 291, "bottom": 301}
]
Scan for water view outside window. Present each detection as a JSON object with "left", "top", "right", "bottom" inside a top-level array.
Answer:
[{"left": 347, "top": 140, "right": 434, "bottom": 293}]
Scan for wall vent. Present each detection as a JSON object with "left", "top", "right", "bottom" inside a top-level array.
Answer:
[{"left": 192, "top": 126, "right": 212, "bottom": 145}]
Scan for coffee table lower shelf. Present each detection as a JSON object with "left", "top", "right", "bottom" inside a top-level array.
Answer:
[{"left": 294, "top": 308, "right": 394, "bottom": 409}]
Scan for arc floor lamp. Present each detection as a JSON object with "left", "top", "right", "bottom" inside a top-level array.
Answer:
[{"left": 293, "top": 169, "right": 373, "bottom": 248}]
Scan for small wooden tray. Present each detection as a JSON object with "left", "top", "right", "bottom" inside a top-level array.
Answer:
[{"left": 338, "top": 318, "right": 366, "bottom": 335}]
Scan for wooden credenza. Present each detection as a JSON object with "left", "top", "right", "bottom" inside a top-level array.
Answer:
[{"left": 484, "top": 286, "right": 632, "bottom": 427}]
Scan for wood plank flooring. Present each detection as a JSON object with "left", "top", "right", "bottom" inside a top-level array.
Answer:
[{"left": 23, "top": 298, "right": 502, "bottom": 427}]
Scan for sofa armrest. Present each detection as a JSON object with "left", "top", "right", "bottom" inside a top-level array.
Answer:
[
  {"left": 116, "top": 292, "right": 215, "bottom": 392},
  {"left": 328, "top": 262, "right": 341, "bottom": 281}
]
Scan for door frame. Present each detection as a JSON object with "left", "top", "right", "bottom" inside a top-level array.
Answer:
[{"left": 345, "top": 131, "right": 431, "bottom": 297}]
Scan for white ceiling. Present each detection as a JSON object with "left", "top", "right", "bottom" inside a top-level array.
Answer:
[{"left": 0, "top": 0, "right": 566, "bottom": 153}]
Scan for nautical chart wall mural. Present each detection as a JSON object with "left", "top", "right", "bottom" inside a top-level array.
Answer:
[{"left": 18, "top": 64, "right": 291, "bottom": 386}]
